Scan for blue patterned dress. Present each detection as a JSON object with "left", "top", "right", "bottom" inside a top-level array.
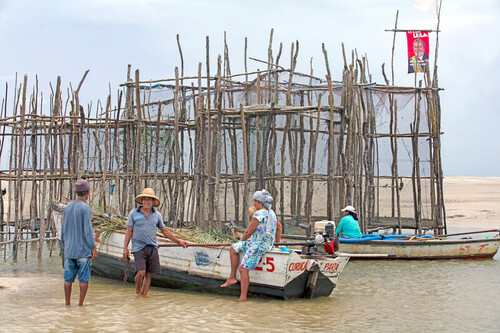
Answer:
[{"left": 232, "top": 209, "right": 277, "bottom": 270}]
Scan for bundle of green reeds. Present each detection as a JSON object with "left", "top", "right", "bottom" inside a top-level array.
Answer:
[{"left": 89, "top": 205, "right": 236, "bottom": 244}]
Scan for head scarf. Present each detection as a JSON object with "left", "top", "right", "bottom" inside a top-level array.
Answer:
[{"left": 253, "top": 189, "right": 273, "bottom": 210}]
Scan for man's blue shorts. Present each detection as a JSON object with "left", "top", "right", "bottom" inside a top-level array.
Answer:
[{"left": 64, "top": 257, "right": 92, "bottom": 283}]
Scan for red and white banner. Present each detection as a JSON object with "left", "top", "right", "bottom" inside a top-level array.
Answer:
[{"left": 407, "top": 31, "right": 430, "bottom": 74}]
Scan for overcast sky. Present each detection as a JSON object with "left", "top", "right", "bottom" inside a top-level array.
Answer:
[{"left": 0, "top": 0, "right": 498, "bottom": 176}]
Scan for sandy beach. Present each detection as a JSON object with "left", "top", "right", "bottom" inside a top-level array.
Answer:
[{"left": 444, "top": 177, "right": 500, "bottom": 229}]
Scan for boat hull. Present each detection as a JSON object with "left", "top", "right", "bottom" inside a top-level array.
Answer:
[
  {"left": 91, "top": 251, "right": 340, "bottom": 299},
  {"left": 52, "top": 211, "right": 349, "bottom": 299},
  {"left": 95, "top": 232, "right": 348, "bottom": 299}
]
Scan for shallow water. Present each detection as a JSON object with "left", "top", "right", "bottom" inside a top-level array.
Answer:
[{"left": 0, "top": 241, "right": 499, "bottom": 332}]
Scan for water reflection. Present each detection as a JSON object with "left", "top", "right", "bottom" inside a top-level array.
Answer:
[{"left": 0, "top": 242, "right": 499, "bottom": 332}]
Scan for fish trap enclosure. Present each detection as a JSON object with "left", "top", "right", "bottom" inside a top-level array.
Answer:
[{"left": 0, "top": 34, "right": 445, "bottom": 257}]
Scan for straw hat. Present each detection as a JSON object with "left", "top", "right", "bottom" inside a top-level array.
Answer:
[{"left": 135, "top": 188, "right": 160, "bottom": 207}]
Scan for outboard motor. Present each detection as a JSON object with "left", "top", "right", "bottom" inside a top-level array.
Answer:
[{"left": 313, "top": 220, "right": 339, "bottom": 254}]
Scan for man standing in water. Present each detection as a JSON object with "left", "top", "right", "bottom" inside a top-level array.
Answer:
[
  {"left": 123, "top": 188, "right": 188, "bottom": 297},
  {"left": 61, "top": 179, "right": 97, "bottom": 306}
]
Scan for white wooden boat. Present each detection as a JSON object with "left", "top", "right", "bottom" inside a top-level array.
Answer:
[
  {"left": 282, "top": 221, "right": 500, "bottom": 260},
  {"left": 52, "top": 210, "right": 349, "bottom": 300},
  {"left": 338, "top": 234, "right": 500, "bottom": 260}
]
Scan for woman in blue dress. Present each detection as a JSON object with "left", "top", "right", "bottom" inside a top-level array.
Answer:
[{"left": 221, "top": 189, "right": 282, "bottom": 302}]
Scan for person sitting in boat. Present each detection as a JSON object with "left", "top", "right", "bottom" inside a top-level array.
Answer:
[
  {"left": 336, "top": 205, "right": 363, "bottom": 239},
  {"left": 123, "top": 188, "right": 188, "bottom": 297},
  {"left": 221, "top": 189, "right": 282, "bottom": 302},
  {"left": 247, "top": 205, "right": 281, "bottom": 243}
]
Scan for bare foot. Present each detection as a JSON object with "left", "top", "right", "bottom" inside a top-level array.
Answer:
[
  {"left": 238, "top": 297, "right": 247, "bottom": 302},
  {"left": 78, "top": 302, "right": 84, "bottom": 306},
  {"left": 220, "top": 277, "right": 238, "bottom": 287}
]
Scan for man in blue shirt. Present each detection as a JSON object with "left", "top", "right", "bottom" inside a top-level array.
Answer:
[
  {"left": 123, "top": 188, "right": 188, "bottom": 297},
  {"left": 61, "top": 180, "right": 97, "bottom": 306}
]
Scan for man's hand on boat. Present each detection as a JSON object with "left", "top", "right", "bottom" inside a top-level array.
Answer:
[{"left": 160, "top": 227, "right": 189, "bottom": 248}]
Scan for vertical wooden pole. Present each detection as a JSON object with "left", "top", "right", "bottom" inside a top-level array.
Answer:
[
  {"left": 74, "top": 70, "right": 89, "bottom": 179},
  {"left": 171, "top": 67, "right": 181, "bottom": 226},
  {"left": 214, "top": 56, "right": 223, "bottom": 228},
  {"left": 14, "top": 75, "right": 28, "bottom": 259},
  {"left": 280, "top": 114, "right": 290, "bottom": 224},
  {"left": 411, "top": 82, "right": 423, "bottom": 235},
  {"left": 113, "top": 91, "right": 122, "bottom": 214},
  {"left": 258, "top": 102, "right": 274, "bottom": 189},
  {"left": 134, "top": 70, "right": 143, "bottom": 198},
  {"left": 123, "top": 65, "right": 132, "bottom": 212},
  {"left": 195, "top": 63, "right": 205, "bottom": 227},
  {"left": 305, "top": 97, "right": 322, "bottom": 234},
  {"left": 322, "top": 43, "right": 336, "bottom": 220},
  {"left": 239, "top": 105, "right": 249, "bottom": 227},
  {"left": 102, "top": 95, "right": 110, "bottom": 209}
]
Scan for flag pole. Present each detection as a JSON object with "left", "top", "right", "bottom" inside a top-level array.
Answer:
[{"left": 432, "top": 0, "right": 443, "bottom": 85}]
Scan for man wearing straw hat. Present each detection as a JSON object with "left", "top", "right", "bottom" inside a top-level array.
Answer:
[
  {"left": 61, "top": 179, "right": 96, "bottom": 306},
  {"left": 123, "top": 188, "right": 188, "bottom": 297}
]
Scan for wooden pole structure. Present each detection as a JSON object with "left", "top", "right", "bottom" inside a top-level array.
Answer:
[{"left": 0, "top": 35, "right": 448, "bottom": 255}]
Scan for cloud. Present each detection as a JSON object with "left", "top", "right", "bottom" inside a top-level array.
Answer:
[{"left": 0, "top": 75, "right": 16, "bottom": 81}]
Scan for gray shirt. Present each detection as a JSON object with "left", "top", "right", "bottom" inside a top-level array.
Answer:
[
  {"left": 127, "top": 207, "right": 165, "bottom": 253},
  {"left": 61, "top": 200, "right": 96, "bottom": 259}
]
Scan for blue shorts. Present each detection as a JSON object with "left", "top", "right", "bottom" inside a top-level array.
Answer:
[{"left": 64, "top": 257, "right": 92, "bottom": 283}]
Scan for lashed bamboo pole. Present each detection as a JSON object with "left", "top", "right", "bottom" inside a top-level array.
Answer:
[
  {"left": 113, "top": 91, "right": 122, "bottom": 214},
  {"left": 133, "top": 70, "right": 143, "bottom": 198},
  {"left": 187, "top": 85, "right": 197, "bottom": 224},
  {"left": 411, "top": 81, "right": 423, "bottom": 236},
  {"left": 195, "top": 63, "right": 205, "bottom": 227},
  {"left": 38, "top": 77, "right": 60, "bottom": 258},
  {"left": 323, "top": 44, "right": 337, "bottom": 220},
  {"left": 74, "top": 70, "right": 89, "bottom": 179},
  {"left": 224, "top": 35, "right": 239, "bottom": 225},
  {"left": 214, "top": 56, "right": 223, "bottom": 228},
  {"left": 239, "top": 104, "right": 249, "bottom": 227},
  {"left": 425, "top": 62, "right": 445, "bottom": 232},
  {"left": 280, "top": 112, "right": 290, "bottom": 224},
  {"left": 29, "top": 79, "right": 39, "bottom": 242},
  {"left": 304, "top": 96, "right": 321, "bottom": 235},
  {"left": 170, "top": 67, "right": 182, "bottom": 226},
  {"left": 13, "top": 75, "right": 28, "bottom": 259},
  {"left": 258, "top": 102, "right": 274, "bottom": 189}
]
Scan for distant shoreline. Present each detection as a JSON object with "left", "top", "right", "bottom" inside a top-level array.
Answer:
[{"left": 443, "top": 177, "right": 500, "bottom": 229}]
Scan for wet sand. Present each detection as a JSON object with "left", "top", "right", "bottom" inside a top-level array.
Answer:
[{"left": 444, "top": 177, "right": 500, "bottom": 229}]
